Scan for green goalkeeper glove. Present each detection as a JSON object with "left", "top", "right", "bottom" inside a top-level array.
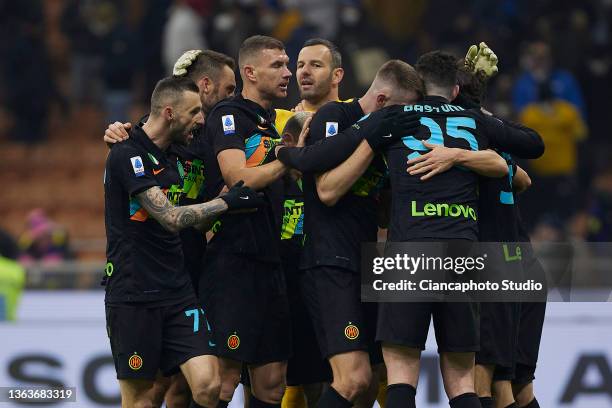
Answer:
[
  {"left": 465, "top": 42, "right": 498, "bottom": 77},
  {"left": 173, "top": 50, "right": 203, "bottom": 77}
]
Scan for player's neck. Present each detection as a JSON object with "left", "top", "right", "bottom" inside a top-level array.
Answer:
[
  {"left": 142, "top": 118, "right": 172, "bottom": 151},
  {"left": 241, "top": 87, "right": 272, "bottom": 110},
  {"left": 426, "top": 90, "right": 451, "bottom": 102},
  {"left": 358, "top": 91, "right": 378, "bottom": 114}
]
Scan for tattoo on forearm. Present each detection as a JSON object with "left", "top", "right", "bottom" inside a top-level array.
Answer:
[
  {"left": 146, "top": 188, "right": 173, "bottom": 212},
  {"left": 177, "top": 209, "right": 197, "bottom": 229},
  {"left": 136, "top": 187, "right": 228, "bottom": 232}
]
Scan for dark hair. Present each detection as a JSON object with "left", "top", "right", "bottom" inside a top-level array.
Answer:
[
  {"left": 283, "top": 111, "right": 311, "bottom": 138},
  {"left": 416, "top": 50, "right": 459, "bottom": 90},
  {"left": 239, "top": 35, "right": 285, "bottom": 67},
  {"left": 456, "top": 63, "right": 487, "bottom": 108},
  {"left": 150, "top": 77, "right": 199, "bottom": 115},
  {"left": 186, "top": 50, "right": 235, "bottom": 82},
  {"left": 376, "top": 59, "right": 424, "bottom": 98},
  {"left": 302, "top": 38, "right": 342, "bottom": 69}
]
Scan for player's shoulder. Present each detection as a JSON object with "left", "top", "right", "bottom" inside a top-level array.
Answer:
[
  {"left": 105, "top": 138, "right": 152, "bottom": 182},
  {"left": 208, "top": 96, "right": 252, "bottom": 122},
  {"left": 317, "top": 100, "right": 352, "bottom": 115},
  {"left": 315, "top": 99, "right": 361, "bottom": 124},
  {"left": 449, "top": 105, "right": 497, "bottom": 123},
  {"left": 472, "top": 108, "right": 504, "bottom": 126},
  {"left": 206, "top": 104, "right": 249, "bottom": 140},
  {"left": 207, "top": 104, "right": 245, "bottom": 125},
  {"left": 107, "top": 138, "right": 143, "bottom": 163}
]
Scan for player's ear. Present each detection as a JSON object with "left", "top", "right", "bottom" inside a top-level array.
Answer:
[
  {"left": 163, "top": 106, "right": 174, "bottom": 122},
  {"left": 332, "top": 67, "right": 344, "bottom": 86},
  {"left": 282, "top": 132, "right": 295, "bottom": 146},
  {"left": 243, "top": 64, "right": 256, "bottom": 83},
  {"left": 451, "top": 84, "right": 460, "bottom": 101},
  {"left": 198, "top": 76, "right": 212, "bottom": 94},
  {"left": 376, "top": 93, "right": 388, "bottom": 108}
]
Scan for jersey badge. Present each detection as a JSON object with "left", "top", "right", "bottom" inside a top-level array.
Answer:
[
  {"left": 147, "top": 153, "right": 159, "bottom": 165},
  {"left": 325, "top": 122, "right": 338, "bottom": 138},
  {"left": 130, "top": 156, "right": 145, "bottom": 177},
  {"left": 128, "top": 352, "right": 143, "bottom": 370},
  {"left": 227, "top": 333, "right": 240, "bottom": 350},
  {"left": 222, "top": 115, "right": 236, "bottom": 135},
  {"left": 344, "top": 323, "right": 360, "bottom": 340}
]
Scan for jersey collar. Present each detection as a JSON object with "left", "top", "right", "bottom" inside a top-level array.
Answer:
[
  {"left": 130, "top": 125, "right": 168, "bottom": 164},
  {"left": 422, "top": 95, "right": 452, "bottom": 104},
  {"left": 234, "top": 93, "right": 275, "bottom": 127}
]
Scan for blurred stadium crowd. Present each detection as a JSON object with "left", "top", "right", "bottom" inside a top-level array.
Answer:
[{"left": 0, "top": 0, "right": 611, "bottom": 269}]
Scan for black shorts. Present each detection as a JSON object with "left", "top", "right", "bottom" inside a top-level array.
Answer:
[
  {"left": 199, "top": 252, "right": 292, "bottom": 364},
  {"left": 514, "top": 257, "right": 547, "bottom": 385},
  {"left": 284, "top": 256, "right": 332, "bottom": 385},
  {"left": 301, "top": 266, "right": 381, "bottom": 364},
  {"left": 514, "top": 301, "right": 546, "bottom": 384},
  {"left": 105, "top": 297, "right": 215, "bottom": 380},
  {"left": 476, "top": 302, "right": 521, "bottom": 380},
  {"left": 377, "top": 301, "right": 480, "bottom": 353}
]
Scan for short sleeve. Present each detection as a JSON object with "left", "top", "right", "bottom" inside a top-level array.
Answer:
[
  {"left": 109, "top": 145, "right": 158, "bottom": 196},
  {"left": 206, "top": 108, "right": 248, "bottom": 156}
]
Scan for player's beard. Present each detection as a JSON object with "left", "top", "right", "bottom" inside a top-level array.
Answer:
[
  {"left": 170, "top": 122, "right": 192, "bottom": 146},
  {"left": 299, "top": 72, "right": 333, "bottom": 105},
  {"left": 201, "top": 88, "right": 220, "bottom": 115},
  {"left": 261, "top": 83, "right": 286, "bottom": 102}
]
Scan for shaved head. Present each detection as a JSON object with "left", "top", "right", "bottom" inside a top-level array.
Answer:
[
  {"left": 150, "top": 77, "right": 200, "bottom": 115},
  {"left": 238, "top": 35, "right": 285, "bottom": 69}
]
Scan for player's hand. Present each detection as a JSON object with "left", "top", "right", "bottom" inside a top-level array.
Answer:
[
  {"left": 173, "top": 50, "right": 202, "bottom": 76},
  {"left": 219, "top": 181, "right": 265, "bottom": 211},
  {"left": 365, "top": 110, "right": 421, "bottom": 151},
  {"left": 406, "top": 142, "right": 458, "bottom": 180},
  {"left": 465, "top": 42, "right": 498, "bottom": 77},
  {"left": 292, "top": 100, "right": 306, "bottom": 112},
  {"left": 104, "top": 122, "right": 131, "bottom": 145},
  {"left": 296, "top": 116, "right": 312, "bottom": 147}
]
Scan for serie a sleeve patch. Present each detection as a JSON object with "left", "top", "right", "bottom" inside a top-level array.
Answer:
[
  {"left": 130, "top": 156, "right": 145, "bottom": 177},
  {"left": 325, "top": 122, "right": 338, "bottom": 138},
  {"left": 222, "top": 115, "right": 236, "bottom": 135}
]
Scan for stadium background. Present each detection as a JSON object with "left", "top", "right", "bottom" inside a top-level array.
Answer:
[{"left": 0, "top": 0, "right": 611, "bottom": 407}]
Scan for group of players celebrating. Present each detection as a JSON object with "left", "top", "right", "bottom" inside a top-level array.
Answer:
[{"left": 103, "top": 34, "right": 546, "bottom": 408}]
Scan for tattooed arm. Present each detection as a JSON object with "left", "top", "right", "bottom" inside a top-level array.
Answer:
[{"left": 136, "top": 186, "right": 228, "bottom": 234}]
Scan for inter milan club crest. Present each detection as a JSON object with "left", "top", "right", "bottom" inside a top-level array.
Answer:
[
  {"left": 128, "top": 352, "right": 143, "bottom": 370},
  {"left": 227, "top": 333, "right": 240, "bottom": 350},
  {"left": 344, "top": 323, "right": 360, "bottom": 340}
]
